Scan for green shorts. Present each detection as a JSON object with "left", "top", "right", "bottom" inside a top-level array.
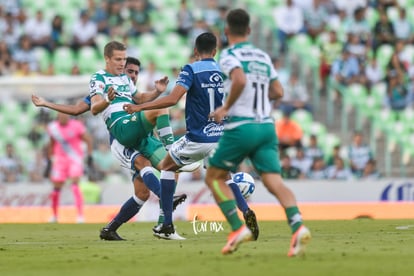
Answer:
[
  {"left": 208, "top": 122, "right": 281, "bottom": 174},
  {"left": 108, "top": 112, "right": 154, "bottom": 150},
  {"left": 138, "top": 134, "right": 167, "bottom": 168}
]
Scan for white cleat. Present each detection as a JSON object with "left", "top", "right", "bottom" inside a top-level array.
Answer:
[
  {"left": 221, "top": 225, "right": 253, "bottom": 255},
  {"left": 76, "top": 216, "right": 85, "bottom": 224},
  {"left": 287, "top": 225, "right": 311, "bottom": 257},
  {"left": 153, "top": 224, "right": 186, "bottom": 240}
]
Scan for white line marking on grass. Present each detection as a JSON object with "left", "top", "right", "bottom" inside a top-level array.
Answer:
[
  {"left": 4, "top": 241, "right": 65, "bottom": 245},
  {"left": 395, "top": 225, "right": 414, "bottom": 230}
]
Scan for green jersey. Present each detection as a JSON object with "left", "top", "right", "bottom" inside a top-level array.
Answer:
[
  {"left": 219, "top": 42, "right": 278, "bottom": 128},
  {"left": 89, "top": 69, "right": 137, "bottom": 124}
]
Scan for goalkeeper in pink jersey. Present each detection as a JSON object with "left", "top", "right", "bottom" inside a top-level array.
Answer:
[{"left": 46, "top": 112, "right": 93, "bottom": 223}]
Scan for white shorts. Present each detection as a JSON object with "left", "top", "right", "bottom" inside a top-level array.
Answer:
[
  {"left": 110, "top": 139, "right": 140, "bottom": 177},
  {"left": 169, "top": 136, "right": 217, "bottom": 167}
]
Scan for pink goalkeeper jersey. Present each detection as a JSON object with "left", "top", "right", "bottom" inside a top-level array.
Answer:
[{"left": 47, "top": 119, "right": 86, "bottom": 163}]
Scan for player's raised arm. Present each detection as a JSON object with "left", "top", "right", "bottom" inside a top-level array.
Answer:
[
  {"left": 124, "top": 84, "right": 185, "bottom": 114},
  {"left": 31, "top": 94, "right": 90, "bottom": 116},
  {"left": 132, "top": 76, "right": 169, "bottom": 104}
]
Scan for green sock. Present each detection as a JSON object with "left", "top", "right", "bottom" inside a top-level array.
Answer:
[
  {"left": 285, "top": 206, "right": 303, "bottom": 233},
  {"left": 218, "top": 200, "right": 243, "bottom": 231},
  {"left": 156, "top": 114, "right": 174, "bottom": 150}
]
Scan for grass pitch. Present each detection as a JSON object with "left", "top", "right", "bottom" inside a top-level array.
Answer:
[{"left": 0, "top": 219, "right": 413, "bottom": 276}]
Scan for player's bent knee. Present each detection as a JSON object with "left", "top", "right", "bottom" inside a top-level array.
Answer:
[{"left": 135, "top": 188, "right": 150, "bottom": 201}]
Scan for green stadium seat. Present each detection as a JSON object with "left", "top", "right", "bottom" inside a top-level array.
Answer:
[
  {"left": 0, "top": 125, "right": 18, "bottom": 142},
  {"left": 33, "top": 47, "right": 51, "bottom": 73},
  {"left": 372, "top": 108, "right": 398, "bottom": 139},
  {"left": 53, "top": 46, "right": 75, "bottom": 75},
  {"left": 370, "top": 82, "right": 387, "bottom": 102},
  {"left": 288, "top": 34, "right": 313, "bottom": 57},
  {"left": 386, "top": 6, "right": 400, "bottom": 22},
  {"left": 137, "top": 33, "right": 158, "bottom": 61},
  {"left": 2, "top": 100, "right": 23, "bottom": 124},
  {"left": 366, "top": 7, "right": 379, "bottom": 29},
  {"left": 385, "top": 121, "right": 408, "bottom": 152},
  {"left": 400, "top": 108, "right": 414, "bottom": 132},
  {"left": 307, "top": 121, "right": 327, "bottom": 137},
  {"left": 376, "top": 44, "right": 394, "bottom": 70},
  {"left": 320, "top": 133, "right": 341, "bottom": 158},
  {"left": 77, "top": 46, "right": 99, "bottom": 75},
  {"left": 401, "top": 133, "right": 414, "bottom": 165},
  {"left": 290, "top": 109, "right": 313, "bottom": 133}
]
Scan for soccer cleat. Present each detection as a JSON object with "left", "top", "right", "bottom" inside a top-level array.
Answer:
[
  {"left": 173, "top": 194, "right": 187, "bottom": 211},
  {"left": 287, "top": 225, "right": 311, "bottom": 257},
  {"left": 48, "top": 216, "right": 58, "bottom": 223},
  {"left": 99, "top": 228, "right": 126, "bottom": 241},
  {"left": 221, "top": 224, "right": 253, "bottom": 255},
  {"left": 76, "top": 216, "right": 85, "bottom": 224},
  {"left": 153, "top": 224, "right": 186, "bottom": 240},
  {"left": 177, "top": 162, "right": 201, "bottom": 173},
  {"left": 243, "top": 209, "right": 259, "bottom": 241}
]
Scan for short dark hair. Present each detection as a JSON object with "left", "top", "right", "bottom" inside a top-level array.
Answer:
[
  {"left": 104, "top": 41, "right": 126, "bottom": 58},
  {"left": 195, "top": 32, "right": 217, "bottom": 54},
  {"left": 226, "top": 9, "right": 250, "bottom": 36},
  {"left": 126, "top": 57, "right": 141, "bottom": 68}
]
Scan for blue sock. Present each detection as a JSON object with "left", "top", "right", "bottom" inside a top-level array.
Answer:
[
  {"left": 140, "top": 167, "right": 161, "bottom": 198},
  {"left": 108, "top": 195, "right": 145, "bottom": 230},
  {"left": 160, "top": 170, "right": 175, "bottom": 225},
  {"left": 228, "top": 181, "right": 249, "bottom": 213}
]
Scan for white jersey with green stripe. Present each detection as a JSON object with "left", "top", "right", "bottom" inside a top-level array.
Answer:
[
  {"left": 219, "top": 42, "right": 278, "bottom": 121},
  {"left": 89, "top": 69, "right": 137, "bottom": 122}
]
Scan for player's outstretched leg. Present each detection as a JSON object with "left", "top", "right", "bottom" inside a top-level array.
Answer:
[{"left": 100, "top": 195, "right": 146, "bottom": 241}]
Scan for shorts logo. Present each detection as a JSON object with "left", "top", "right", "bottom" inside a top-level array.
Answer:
[{"left": 131, "top": 115, "right": 137, "bottom": 121}]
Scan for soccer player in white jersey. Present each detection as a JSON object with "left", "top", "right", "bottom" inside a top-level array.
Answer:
[
  {"left": 32, "top": 57, "right": 188, "bottom": 240},
  {"left": 205, "top": 9, "right": 311, "bottom": 256},
  {"left": 123, "top": 32, "right": 259, "bottom": 241}
]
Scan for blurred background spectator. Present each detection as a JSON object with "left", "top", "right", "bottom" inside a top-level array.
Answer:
[{"left": 2, "top": 0, "right": 414, "bottom": 182}]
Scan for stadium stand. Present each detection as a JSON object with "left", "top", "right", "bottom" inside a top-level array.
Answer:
[{"left": 2, "top": 0, "right": 414, "bottom": 182}]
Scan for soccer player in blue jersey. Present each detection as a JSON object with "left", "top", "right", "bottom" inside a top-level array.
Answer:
[
  {"left": 123, "top": 32, "right": 259, "bottom": 241},
  {"left": 31, "top": 57, "right": 190, "bottom": 240},
  {"left": 205, "top": 9, "right": 311, "bottom": 256}
]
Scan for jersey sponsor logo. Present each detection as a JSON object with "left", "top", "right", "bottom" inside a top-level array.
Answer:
[
  {"left": 203, "top": 122, "right": 223, "bottom": 137},
  {"left": 247, "top": 61, "right": 268, "bottom": 75},
  {"left": 239, "top": 50, "right": 266, "bottom": 59},
  {"left": 381, "top": 182, "right": 414, "bottom": 201},
  {"left": 177, "top": 76, "right": 186, "bottom": 83},
  {"left": 201, "top": 82, "right": 223, "bottom": 88},
  {"left": 123, "top": 147, "right": 135, "bottom": 159},
  {"left": 112, "top": 84, "right": 131, "bottom": 93},
  {"left": 209, "top": 72, "right": 223, "bottom": 83}
]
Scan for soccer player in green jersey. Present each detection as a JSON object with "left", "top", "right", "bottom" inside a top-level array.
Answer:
[
  {"left": 205, "top": 9, "right": 311, "bottom": 256},
  {"left": 32, "top": 57, "right": 189, "bottom": 240}
]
